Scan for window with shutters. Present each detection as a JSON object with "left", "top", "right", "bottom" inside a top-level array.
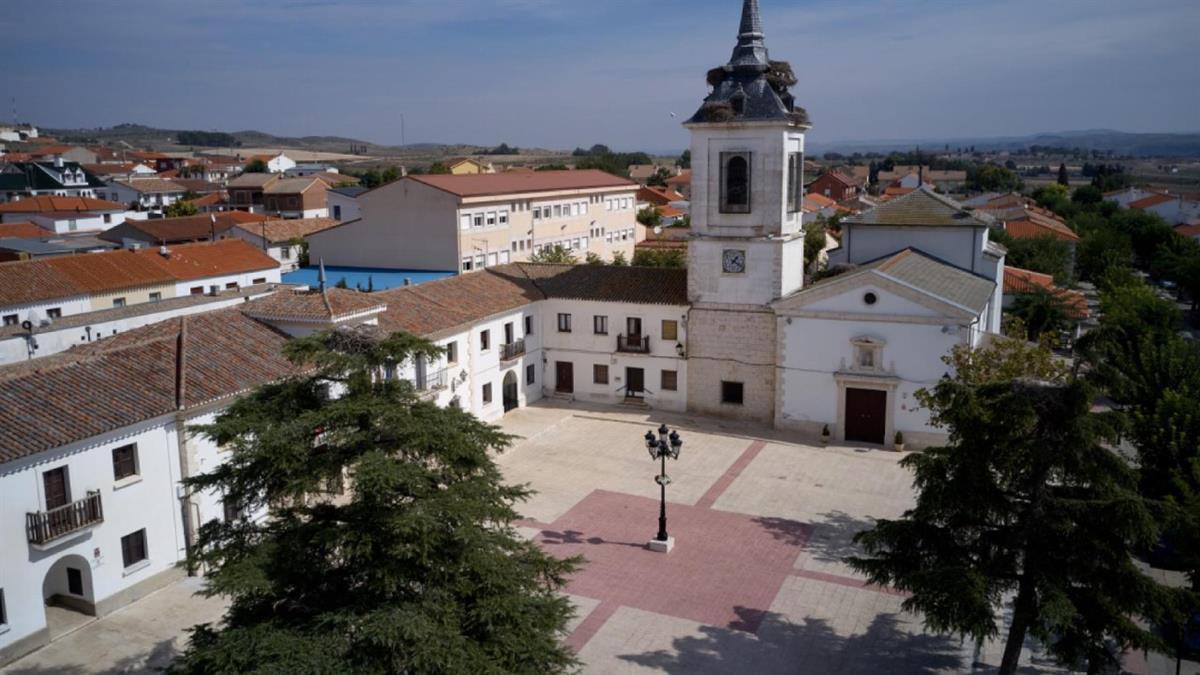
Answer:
[
  {"left": 121, "top": 529, "right": 148, "bottom": 568},
  {"left": 111, "top": 443, "right": 138, "bottom": 481}
]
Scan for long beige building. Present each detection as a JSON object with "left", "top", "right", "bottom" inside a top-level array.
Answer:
[{"left": 307, "top": 170, "right": 644, "bottom": 272}]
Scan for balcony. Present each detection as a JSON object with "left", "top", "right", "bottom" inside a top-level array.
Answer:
[
  {"left": 27, "top": 491, "right": 103, "bottom": 548},
  {"left": 617, "top": 334, "right": 651, "bottom": 354},
  {"left": 501, "top": 339, "right": 526, "bottom": 362},
  {"left": 414, "top": 368, "right": 448, "bottom": 395}
]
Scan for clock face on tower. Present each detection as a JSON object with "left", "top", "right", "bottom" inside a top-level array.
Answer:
[{"left": 722, "top": 249, "right": 747, "bottom": 274}]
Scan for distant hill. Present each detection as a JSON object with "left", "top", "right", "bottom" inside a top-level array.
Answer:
[
  {"left": 41, "top": 123, "right": 477, "bottom": 157},
  {"left": 809, "top": 129, "right": 1200, "bottom": 158}
]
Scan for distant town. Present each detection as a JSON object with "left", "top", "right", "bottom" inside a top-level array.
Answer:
[{"left": 1, "top": 0, "right": 1198, "bottom": 674}]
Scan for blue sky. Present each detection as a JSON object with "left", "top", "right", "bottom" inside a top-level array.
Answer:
[{"left": 1, "top": 0, "right": 1197, "bottom": 152}]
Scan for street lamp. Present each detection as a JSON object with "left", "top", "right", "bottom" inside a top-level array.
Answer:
[{"left": 645, "top": 423, "right": 683, "bottom": 553}]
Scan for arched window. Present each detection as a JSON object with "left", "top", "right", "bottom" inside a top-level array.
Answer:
[{"left": 720, "top": 152, "right": 751, "bottom": 213}]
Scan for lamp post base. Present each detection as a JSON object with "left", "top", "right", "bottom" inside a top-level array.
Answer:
[{"left": 647, "top": 536, "right": 675, "bottom": 553}]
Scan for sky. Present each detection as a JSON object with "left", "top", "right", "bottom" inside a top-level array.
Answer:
[{"left": 1, "top": 0, "right": 1198, "bottom": 152}]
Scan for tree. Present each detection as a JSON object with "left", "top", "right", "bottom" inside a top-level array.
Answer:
[
  {"left": 170, "top": 331, "right": 581, "bottom": 674},
  {"left": 631, "top": 248, "right": 685, "bottom": 269},
  {"left": 244, "top": 159, "right": 269, "bottom": 173},
  {"left": 610, "top": 251, "right": 629, "bottom": 266},
  {"left": 584, "top": 252, "right": 604, "bottom": 265},
  {"left": 535, "top": 164, "right": 569, "bottom": 172},
  {"left": 164, "top": 200, "right": 199, "bottom": 218},
  {"left": 487, "top": 143, "right": 518, "bottom": 155},
  {"left": 938, "top": 336, "right": 1070, "bottom": 386},
  {"left": 990, "top": 230, "right": 1073, "bottom": 283},
  {"left": 380, "top": 166, "right": 402, "bottom": 184},
  {"left": 646, "top": 167, "right": 672, "bottom": 187},
  {"left": 851, "top": 376, "right": 1169, "bottom": 674},
  {"left": 803, "top": 221, "right": 827, "bottom": 273},
  {"left": 1057, "top": 163, "right": 1070, "bottom": 187},
  {"left": 636, "top": 206, "right": 662, "bottom": 228},
  {"left": 675, "top": 149, "right": 691, "bottom": 169},
  {"left": 965, "top": 164, "right": 1022, "bottom": 192},
  {"left": 1009, "top": 287, "right": 1074, "bottom": 342},
  {"left": 427, "top": 162, "right": 451, "bottom": 175},
  {"left": 1072, "top": 185, "right": 1103, "bottom": 206},
  {"left": 528, "top": 244, "right": 577, "bottom": 264}
]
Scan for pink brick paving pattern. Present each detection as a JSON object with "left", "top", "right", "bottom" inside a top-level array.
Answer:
[{"left": 525, "top": 438, "right": 903, "bottom": 651}]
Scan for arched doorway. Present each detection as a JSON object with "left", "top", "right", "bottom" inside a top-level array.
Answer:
[
  {"left": 502, "top": 371, "right": 519, "bottom": 413},
  {"left": 42, "top": 554, "right": 96, "bottom": 639}
]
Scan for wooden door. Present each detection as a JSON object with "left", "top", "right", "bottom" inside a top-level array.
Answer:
[
  {"left": 626, "top": 368, "right": 645, "bottom": 398},
  {"left": 845, "top": 388, "right": 887, "bottom": 445},
  {"left": 67, "top": 567, "right": 84, "bottom": 596},
  {"left": 503, "top": 372, "right": 519, "bottom": 412},
  {"left": 555, "top": 361, "right": 574, "bottom": 393},
  {"left": 43, "top": 466, "right": 70, "bottom": 509}
]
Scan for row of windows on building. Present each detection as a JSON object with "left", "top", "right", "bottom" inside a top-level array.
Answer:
[
  {"left": 479, "top": 363, "right": 538, "bottom": 406},
  {"left": 3, "top": 307, "right": 62, "bottom": 326},
  {"left": 585, "top": 364, "right": 680, "bottom": 391},
  {"left": 555, "top": 314, "right": 679, "bottom": 340},
  {"left": 459, "top": 194, "right": 636, "bottom": 232}
]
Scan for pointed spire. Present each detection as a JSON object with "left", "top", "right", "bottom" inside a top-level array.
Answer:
[{"left": 729, "top": 0, "right": 769, "bottom": 69}]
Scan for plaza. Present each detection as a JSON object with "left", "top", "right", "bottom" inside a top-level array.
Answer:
[{"left": 7, "top": 401, "right": 1193, "bottom": 674}]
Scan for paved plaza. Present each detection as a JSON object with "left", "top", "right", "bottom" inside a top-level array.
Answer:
[{"left": 6, "top": 401, "right": 1195, "bottom": 674}]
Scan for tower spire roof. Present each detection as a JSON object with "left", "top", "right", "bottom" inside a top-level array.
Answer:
[{"left": 730, "top": 0, "right": 769, "bottom": 69}]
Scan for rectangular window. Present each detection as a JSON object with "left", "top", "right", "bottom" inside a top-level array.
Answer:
[
  {"left": 223, "top": 495, "right": 242, "bottom": 523},
  {"left": 460, "top": 214, "right": 471, "bottom": 230},
  {"left": 46, "top": 308, "right": 62, "bottom": 319},
  {"left": 446, "top": 341, "right": 458, "bottom": 364},
  {"left": 473, "top": 214, "right": 484, "bottom": 228},
  {"left": 557, "top": 313, "right": 572, "bottom": 333},
  {"left": 190, "top": 286, "right": 204, "bottom": 295},
  {"left": 462, "top": 257, "right": 473, "bottom": 272},
  {"left": 120, "top": 529, "right": 148, "bottom": 568},
  {"left": 480, "top": 330, "right": 490, "bottom": 351},
  {"left": 721, "top": 381, "right": 745, "bottom": 405},
  {"left": 252, "top": 277, "right": 267, "bottom": 285},
  {"left": 103, "top": 213, "right": 112, "bottom": 224},
  {"left": 499, "top": 211, "right": 509, "bottom": 225},
  {"left": 112, "top": 443, "right": 138, "bottom": 480},
  {"left": 661, "top": 370, "right": 678, "bottom": 391},
  {"left": 149, "top": 292, "right": 162, "bottom": 302},
  {"left": 720, "top": 151, "right": 752, "bottom": 214},
  {"left": 593, "top": 364, "right": 609, "bottom": 385},
  {"left": 526, "top": 363, "right": 536, "bottom": 385},
  {"left": 112, "top": 297, "right": 126, "bottom": 308},
  {"left": 787, "top": 152, "right": 804, "bottom": 213},
  {"left": 2, "top": 314, "right": 17, "bottom": 326},
  {"left": 662, "top": 320, "right": 678, "bottom": 341},
  {"left": 281, "top": 247, "right": 292, "bottom": 260},
  {"left": 225, "top": 282, "right": 238, "bottom": 290},
  {"left": 524, "top": 315, "right": 533, "bottom": 336},
  {"left": 486, "top": 212, "right": 497, "bottom": 226},
  {"left": 482, "top": 382, "right": 493, "bottom": 404},
  {"left": 593, "top": 315, "right": 608, "bottom": 335},
  {"left": 334, "top": 205, "right": 343, "bottom": 220}
]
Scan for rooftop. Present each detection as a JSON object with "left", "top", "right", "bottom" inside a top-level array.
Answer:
[
  {"left": 110, "top": 178, "right": 186, "bottom": 194},
  {"left": 407, "top": 170, "right": 636, "bottom": 198},
  {"left": 233, "top": 217, "right": 338, "bottom": 243},
  {"left": 846, "top": 187, "right": 994, "bottom": 228},
  {"left": 264, "top": 177, "right": 323, "bottom": 194},
  {"left": 805, "top": 248, "right": 996, "bottom": 313},
  {"left": 0, "top": 195, "right": 125, "bottom": 214},
  {"left": 242, "top": 287, "right": 387, "bottom": 323},
  {"left": 100, "top": 211, "right": 265, "bottom": 243},
  {"left": 0, "top": 309, "right": 298, "bottom": 463}
]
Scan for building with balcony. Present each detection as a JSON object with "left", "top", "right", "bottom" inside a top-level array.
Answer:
[
  {"left": 307, "top": 170, "right": 643, "bottom": 274},
  {"left": 0, "top": 310, "right": 297, "bottom": 667}
]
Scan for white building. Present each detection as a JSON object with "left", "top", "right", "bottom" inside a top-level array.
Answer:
[
  {"left": 255, "top": 153, "right": 296, "bottom": 174},
  {"left": 0, "top": 160, "right": 107, "bottom": 202},
  {"left": 308, "top": 171, "right": 643, "bottom": 273},
  {"left": 327, "top": 187, "right": 365, "bottom": 222},
  {"left": 0, "top": 195, "right": 128, "bottom": 232},
  {"left": 102, "top": 179, "right": 187, "bottom": 215},
  {"left": 0, "top": 310, "right": 296, "bottom": 667},
  {"left": 230, "top": 218, "right": 339, "bottom": 272}
]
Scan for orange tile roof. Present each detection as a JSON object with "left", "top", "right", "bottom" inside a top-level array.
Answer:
[
  {"left": 1004, "top": 211, "right": 1080, "bottom": 242},
  {"left": 1129, "top": 193, "right": 1174, "bottom": 210},
  {"left": 0, "top": 239, "right": 276, "bottom": 306},
  {"left": 0, "top": 195, "right": 125, "bottom": 213},
  {"left": 242, "top": 288, "right": 386, "bottom": 323},
  {"left": 188, "top": 192, "right": 226, "bottom": 207},
  {"left": 1004, "top": 266, "right": 1088, "bottom": 318},
  {"left": 1175, "top": 223, "right": 1200, "bottom": 238},
  {"left": 638, "top": 186, "right": 687, "bottom": 205},
  {"left": 408, "top": 170, "right": 635, "bottom": 198},
  {"left": 0, "top": 221, "right": 50, "bottom": 238},
  {"left": 665, "top": 170, "right": 691, "bottom": 185},
  {"left": 234, "top": 217, "right": 339, "bottom": 243}
]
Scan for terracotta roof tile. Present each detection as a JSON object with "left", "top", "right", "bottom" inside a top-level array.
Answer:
[
  {"left": 1004, "top": 266, "right": 1088, "bottom": 318},
  {"left": 100, "top": 211, "right": 264, "bottom": 243},
  {"left": 110, "top": 178, "right": 187, "bottom": 194},
  {"left": 0, "top": 221, "right": 50, "bottom": 238},
  {"left": 0, "top": 309, "right": 297, "bottom": 462},
  {"left": 242, "top": 288, "right": 386, "bottom": 323},
  {"left": 0, "top": 195, "right": 125, "bottom": 213},
  {"left": 233, "top": 217, "right": 338, "bottom": 243},
  {"left": 1129, "top": 193, "right": 1175, "bottom": 210}
]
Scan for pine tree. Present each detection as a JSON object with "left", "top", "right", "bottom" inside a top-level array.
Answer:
[
  {"left": 1057, "top": 162, "right": 1070, "bottom": 187},
  {"left": 850, "top": 376, "right": 1171, "bottom": 674},
  {"left": 170, "top": 330, "right": 581, "bottom": 674}
]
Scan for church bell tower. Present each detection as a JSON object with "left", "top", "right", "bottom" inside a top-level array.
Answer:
[{"left": 684, "top": 0, "right": 811, "bottom": 423}]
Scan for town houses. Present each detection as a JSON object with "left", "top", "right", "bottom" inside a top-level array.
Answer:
[{"left": 2, "top": 0, "right": 1199, "bottom": 671}]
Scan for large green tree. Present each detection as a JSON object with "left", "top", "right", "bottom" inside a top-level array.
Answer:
[
  {"left": 528, "top": 244, "right": 577, "bottom": 264},
  {"left": 1009, "top": 287, "right": 1074, "bottom": 342},
  {"left": 850, "top": 374, "right": 1169, "bottom": 674},
  {"left": 170, "top": 331, "right": 580, "bottom": 674}
]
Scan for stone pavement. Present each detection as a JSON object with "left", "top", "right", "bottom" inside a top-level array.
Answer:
[{"left": 2, "top": 577, "right": 226, "bottom": 674}]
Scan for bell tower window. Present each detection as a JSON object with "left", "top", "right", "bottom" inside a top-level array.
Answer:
[
  {"left": 720, "top": 152, "right": 751, "bottom": 214},
  {"left": 787, "top": 152, "right": 804, "bottom": 213}
]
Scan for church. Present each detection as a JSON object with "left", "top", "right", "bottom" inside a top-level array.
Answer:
[{"left": 681, "top": 0, "right": 1004, "bottom": 448}]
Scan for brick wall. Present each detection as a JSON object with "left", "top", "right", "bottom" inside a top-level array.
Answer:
[{"left": 685, "top": 304, "right": 776, "bottom": 423}]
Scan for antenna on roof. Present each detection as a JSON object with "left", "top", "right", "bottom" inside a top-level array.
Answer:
[{"left": 318, "top": 258, "right": 327, "bottom": 292}]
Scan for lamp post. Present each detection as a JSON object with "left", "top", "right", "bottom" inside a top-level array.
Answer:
[{"left": 645, "top": 424, "right": 682, "bottom": 552}]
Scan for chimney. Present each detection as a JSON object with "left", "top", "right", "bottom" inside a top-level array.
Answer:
[
  {"left": 404, "top": 278, "right": 413, "bottom": 287},
  {"left": 53, "top": 156, "right": 64, "bottom": 168}
]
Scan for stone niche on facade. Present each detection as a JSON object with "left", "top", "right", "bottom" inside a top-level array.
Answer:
[{"left": 841, "top": 335, "right": 895, "bottom": 376}]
